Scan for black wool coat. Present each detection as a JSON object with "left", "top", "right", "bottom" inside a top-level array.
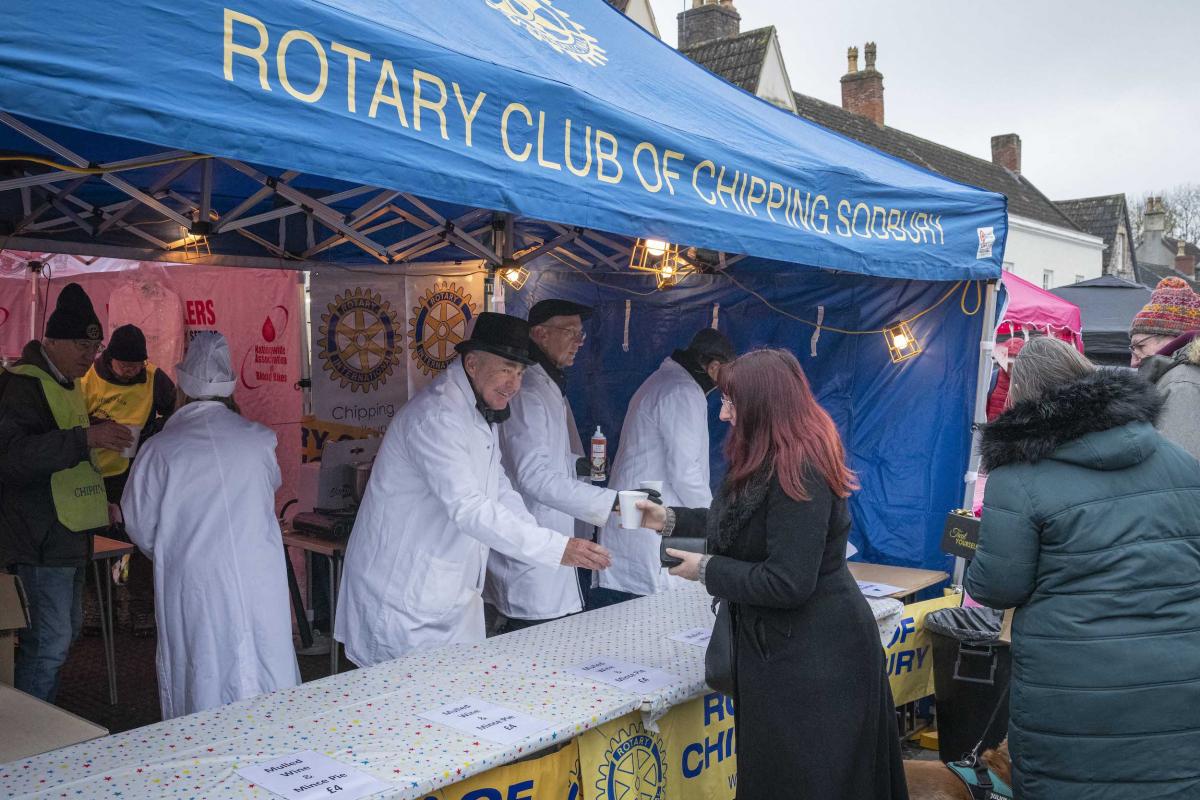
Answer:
[{"left": 674, "top": 471, "right": 908, "bottom": 800}]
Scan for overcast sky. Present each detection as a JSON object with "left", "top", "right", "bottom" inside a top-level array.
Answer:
[{"left": 646, "top": 0, "right": 1198, "bottom": 201}]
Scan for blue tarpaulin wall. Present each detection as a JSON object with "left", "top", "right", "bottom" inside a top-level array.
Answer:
[{"left": 506, "top": 262, "right": 986, "bottom": 571}]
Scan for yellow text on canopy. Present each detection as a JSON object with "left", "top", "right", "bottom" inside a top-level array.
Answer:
[{"left": 220, "top": 7, "right": 949, "bottom": 250}]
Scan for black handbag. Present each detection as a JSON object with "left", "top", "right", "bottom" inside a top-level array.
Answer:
[{"left": 705, "top": 597, "right": 736, "bottom": 696}]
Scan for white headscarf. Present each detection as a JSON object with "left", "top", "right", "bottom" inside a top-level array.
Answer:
[{"left": 176, "top": 331, "right": 237, "bottom": 399}]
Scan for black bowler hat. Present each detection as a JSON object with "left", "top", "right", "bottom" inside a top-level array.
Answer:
[
  {"left": 527, "top": 299, "right": 593, "bottom": 327},
  {"left": 455, "top": 312, "right": 536, "bottom": 365}
]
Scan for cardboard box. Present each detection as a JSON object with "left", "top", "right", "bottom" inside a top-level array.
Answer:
[
  {"left": 0, "top": 573, "right": 30, "bottom": 687},
  {"left": 0, "top": 684, "right": 107, "bottom": 761}
]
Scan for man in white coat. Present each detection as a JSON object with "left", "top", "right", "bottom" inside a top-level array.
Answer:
[
  {"left": 122, "top": 332, "right": 300, "bottom": 719},
  {"left": 592, "top": 328, "right": 735, "bottom": 606},
  {"left": 487, "top": 300, "right": 617, "bottom": 631},
  {"left": 335, "top": 313, "right": 612, "bottom": 666}
]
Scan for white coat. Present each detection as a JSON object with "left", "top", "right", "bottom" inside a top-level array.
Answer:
[
  {"left": 334, "top": 360, "right": 569, "bottom": 666},
  {"left": 121, "top": 401, "right": 300, "bottom": 720},
  {"left": 598, "top": 357, "right": 714, "bottom": 596},
  {"left": 487, "top": 362, "right": 615, "bottom": 620}
]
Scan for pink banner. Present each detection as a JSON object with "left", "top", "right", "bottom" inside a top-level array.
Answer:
[{"left": 1, "top": 259, "right": 302, "bottom": 510}]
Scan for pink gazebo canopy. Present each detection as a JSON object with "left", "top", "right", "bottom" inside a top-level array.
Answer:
[{"left": 997, "top": 271, "right": 1084, "bottom": 351}]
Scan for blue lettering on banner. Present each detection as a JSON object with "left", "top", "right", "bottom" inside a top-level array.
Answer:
[
  {"left": 682, "top": 693, "right": 737, "bottom": 780},
  {"left": 452, "top": 781, "right": 535, "bottom": 800},
  {"left": 888, "top": 615, "right": 917, "bottom": 647}
]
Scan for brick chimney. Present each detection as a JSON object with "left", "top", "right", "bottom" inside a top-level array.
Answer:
[
  {"left": 1175, "top": 239, "right": 1196, "bottom": 277},
  {"left": 677, "top": 0, "right": 741, "bottom": 50},
  {"left": 1144, "top": 196, "right": 1166, "bottom": 235},
  {"left": 991, "top": 134, "right": 1022, "bottom": 174},
  {"left": 840, "top": 43, "right": 884, "bottom": 126}
]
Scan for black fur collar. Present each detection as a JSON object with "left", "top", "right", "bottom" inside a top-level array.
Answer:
[
  {"left": 708, "top": 468, "right": 772, "bottom": 552},
  {"left": 980, "top": 368, "right": 1162, "bottom": 471}
]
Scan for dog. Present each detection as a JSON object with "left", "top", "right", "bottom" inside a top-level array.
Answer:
[{"left": 903, "top": 740, "right": 1011, "bottom": 800}]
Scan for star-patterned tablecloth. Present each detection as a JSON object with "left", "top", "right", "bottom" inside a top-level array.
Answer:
[{"left": 0, "top": 582, "right": 903, "bottom": 799}]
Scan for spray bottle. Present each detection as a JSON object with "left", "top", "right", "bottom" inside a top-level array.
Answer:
[{"left": 590, "top": 425, "right": 607, "bottom": 482}]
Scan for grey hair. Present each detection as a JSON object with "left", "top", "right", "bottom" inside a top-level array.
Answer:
[{"left": 1007, "top": 336, "right": 1095, "bottom": 407}]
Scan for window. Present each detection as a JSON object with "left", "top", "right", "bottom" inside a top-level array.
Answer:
[
  {"left": 1075, "top": 274, "right": 1085, "bottom": 284},
  {"left": 1042, "top": 269, "right": 1054, "bottom": 289}
]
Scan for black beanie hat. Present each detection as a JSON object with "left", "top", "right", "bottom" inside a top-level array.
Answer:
[
  {"left": 45, "top": 283, "right": 102, "bottom": 341},
  {"left": 107, "top": 324, "right": 147, "bottom": 362}
]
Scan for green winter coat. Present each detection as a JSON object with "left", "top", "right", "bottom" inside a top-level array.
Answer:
[{"left": 965, "top": 368, "right": 1200, "bottom": 800}]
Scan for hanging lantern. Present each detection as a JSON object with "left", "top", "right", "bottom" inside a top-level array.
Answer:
[
  {"left": 498, "top": 260, "right": 530, "bottom": 290},
  {"left": 655, "top": 259, "right": 695, "bottom": 289},
  {"left": 883, "top": 321, "right": 921, "bottom": 363},
  {"left": 178, "top": 225, "right": 210, "bottom": 261},
  {"left": 630, "top": 237, "right": 683, "bottom": 274}
]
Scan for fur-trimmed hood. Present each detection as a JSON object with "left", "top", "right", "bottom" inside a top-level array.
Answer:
[{"left": 980, "top": 368, "right": 1163, "bottom": 472}]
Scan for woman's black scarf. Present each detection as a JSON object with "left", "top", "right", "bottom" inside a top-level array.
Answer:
[{"left": 707, "top": 466, "right": 772, "bottom": 553}]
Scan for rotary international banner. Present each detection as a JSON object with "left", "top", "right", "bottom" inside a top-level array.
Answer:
[
  {"left": 885, "top": 594, "right": 961, "bottom": 705},
  {"left": 427, "top": 692, "right": 736, "bottom": 800},
  {"left": 309, "top": 263, "right": 485, "bottom": 438},
  {"left": 577, "top": 693, "right": 737, "bottom": 800},
  {"left": 310, "top": 270, "right": 408, "bottom": 433},
  {"left": 403, "top": 264, "right": 486, "bottom": 398}
]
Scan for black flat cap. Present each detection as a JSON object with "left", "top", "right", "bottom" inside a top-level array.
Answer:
[{"left": 527, "top": 299, "right": 593, "bottom": 327}]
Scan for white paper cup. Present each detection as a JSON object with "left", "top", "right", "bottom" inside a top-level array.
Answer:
[
  {"left": 121, "top": 424, "right": 142, "bottom": 459},
  {"left": 618, "top": 490, "right": 649, "bottom": 529},
  {"left": 639, "top": 480, "right": 664, "bottom": 494}
]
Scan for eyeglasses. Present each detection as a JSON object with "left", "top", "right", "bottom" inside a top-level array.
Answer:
[
  {"left": 720, "top": 395, "right": 735, "bottom": 409},
  {"left": 70, "top": 339, "right": 104, "bottom": 354},
  {"left": 1129, "top": 336, "right": 1158, "bottom": 355},
  {"left": 540, "top": 325, "right": 587, "bottom": 343}
]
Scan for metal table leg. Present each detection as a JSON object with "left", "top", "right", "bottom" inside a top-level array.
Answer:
[
  {"left": 328, "top": 554, "right": 340, "bottom": 676},
  {"left": 92, "top": 560, "right": 118, "bottom": 705}
]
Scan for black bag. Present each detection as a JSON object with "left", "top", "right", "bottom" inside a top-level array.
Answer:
[
  {"left": 659, "top": 536, "right": 706, "bottom": 567},
  {"left": 705, "top": 597, "right": 736, "bottom": 696}
]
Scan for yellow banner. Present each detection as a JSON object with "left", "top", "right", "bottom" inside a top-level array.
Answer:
[
  {"left": 428, "top": 693, "right": 737, "bottom": 800},
  {"left": 299, "top": 414, "right": 376, "bottom": 462},
  {"left": 577, "top": 693, "right": 736, "bottom": 800},
  {"left": 422, "top": 740, "right": 580, "bottom": 800},
  {"left": 885, "top": 594, "right": 961, "bottom": 705}
]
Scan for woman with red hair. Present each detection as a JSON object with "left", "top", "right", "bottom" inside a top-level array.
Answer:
[{"left": 639, "top": 349, "right": 907, "bottom": 799}]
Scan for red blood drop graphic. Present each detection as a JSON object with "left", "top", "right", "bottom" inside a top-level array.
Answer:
[{"left": 262, "top": 316, "right": 276, "bottom": 342}]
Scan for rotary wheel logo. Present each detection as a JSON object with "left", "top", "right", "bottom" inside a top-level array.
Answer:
[
  {"left": 408, "top": 281, "right": 478, "bottom": 376},
  {"left": 486, "top": 0, "right": 608, "bottom": 67},
  {"left": 318, "top": 288, "right": 401, "bottom": 393},
  {"left": 594, "top": 724, "right": 666, "bottom": 800}
]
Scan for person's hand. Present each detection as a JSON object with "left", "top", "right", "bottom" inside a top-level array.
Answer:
[
  {"left": 635, "top": 500, "right": 667, "bottom": 531},
  {"left": 561, "top": 538, "right": 612, "bottom": 570},
  {"left": 666, "top": 549, "right": 704, "bottom": 581},
  {"left": 87, "top": 421, "right": 134, "bottom": 452},
  {"left": 108, "top": 503, "right": 123, "bottom": 526}
]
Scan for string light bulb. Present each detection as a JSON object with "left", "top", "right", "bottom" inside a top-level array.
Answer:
[{"left": 884, "top": 321, "right": 922, "bottom": 363}]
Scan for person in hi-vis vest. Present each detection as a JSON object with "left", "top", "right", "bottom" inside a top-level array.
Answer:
[
  {"left": 80, "top": 323, "right": 176, "bottom": 636},
  {"left": 0, "top": 283, "right": 133, "bottom": 701},
  {"left": 81, "top": 324, "right": 176, "bottom": 503}
]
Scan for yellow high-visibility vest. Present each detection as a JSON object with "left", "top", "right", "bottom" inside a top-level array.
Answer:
[
  {"left": 80, "top": 363, "right": 157, "bottom": 477},
  {"left": 9, "top": 364, "right": 108, "bottom": 532}
]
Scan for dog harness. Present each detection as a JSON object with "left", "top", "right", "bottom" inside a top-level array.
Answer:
[{"left": 946, "top": 759, "right": 1013, "bottom": 800}]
